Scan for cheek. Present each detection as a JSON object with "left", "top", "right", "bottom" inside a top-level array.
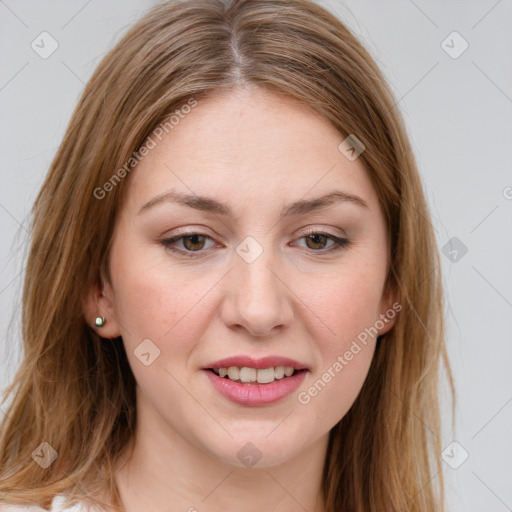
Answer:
[
  {"left": 300, "top": 253, "right": 387, "bottom": 348},
  {"left": 109, "top": 243, "right": 221, "bottom": 366},
  {"left": 107, "top": 251, "right": 222, "bottom": 417},
  {"left": 293, "top": 254, "right": 385, "bottom": 419},
  {"left": 297, "top": 279, "right": 379, "bottom": 426},
  {"left": 301, "top": 344, "right": 375, "bottom": 428}
]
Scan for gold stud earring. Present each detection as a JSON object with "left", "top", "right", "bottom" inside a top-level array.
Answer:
[{"left": 95, "top": 316, "right": 106, "bottom": 327}]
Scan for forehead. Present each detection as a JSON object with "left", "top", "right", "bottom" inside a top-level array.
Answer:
[{"left": 123, "top": 86, "right": 378, "bottom": 213}]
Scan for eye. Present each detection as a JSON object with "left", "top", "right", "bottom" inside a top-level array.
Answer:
[
  {"left": 161, "top": 229, "right": 351, "bottom": 257},
  {"left": 293, "top": 229, "right": 351, "bottom": 253},
  {"left": 161, "top": 233, "right": 216, "bottom": 256}
]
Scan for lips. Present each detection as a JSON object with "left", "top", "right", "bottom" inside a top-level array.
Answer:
[
  {"left": 203, "top": 367, "right": 308, "bottom": 406},
  {"left": 202, "top": 355, "right": 310, "bottom": 406}
]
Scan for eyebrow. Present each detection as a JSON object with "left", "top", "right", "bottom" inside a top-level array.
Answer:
[{"left": 138, "top": 189, "right": 368, "bottom": 218}]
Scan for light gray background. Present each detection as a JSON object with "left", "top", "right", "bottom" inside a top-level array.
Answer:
[{"left": 1, "top": 1, "right": 511, "bottom": 511}]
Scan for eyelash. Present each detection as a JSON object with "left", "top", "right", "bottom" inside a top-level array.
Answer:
[{"left": 161, "top": 228, "right": 351, "bottom": 257}]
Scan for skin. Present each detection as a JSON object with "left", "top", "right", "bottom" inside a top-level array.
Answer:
[{"left": 84, "top": 85, "right": 396, "bottom": 512}]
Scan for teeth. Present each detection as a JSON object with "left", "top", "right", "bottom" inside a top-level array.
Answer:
[
  {"left": 213, "top": 366, "right": 298, "bottom": 383},
  {"left": 274, "top": 366, "right": 285, "bottom": 379},
  {"left": 239, "top": 367, "right": 257, "bottom": 382},
  {"left": 256, "top": 367, "right": 274, "bottom": 384},
  {"left": 227, "top": 367, "right": 239, "bottom": 380},
  {"left": 284, "top": 367, "right": 294, "bottom": 377}
]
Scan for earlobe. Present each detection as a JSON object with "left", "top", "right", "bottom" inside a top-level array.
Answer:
[
  {"left": 377, "top": 283, "right": 400, "bottom": 336},
  {"left": 82, "top": 275, "right": 122, "bottom": 339}
]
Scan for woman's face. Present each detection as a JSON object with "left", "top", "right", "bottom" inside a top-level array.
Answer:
[{"left": 90, "top": 86, "right": 396, "bottom": 468}]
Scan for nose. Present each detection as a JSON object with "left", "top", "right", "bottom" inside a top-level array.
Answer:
[{"left": 220, "top": 241, "right": 293, "bottom": 337}]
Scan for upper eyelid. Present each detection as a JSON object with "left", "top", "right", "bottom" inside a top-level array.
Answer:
[
  {"left": 164, "top": 224, "right": 347, "bottom": 238},
  {"left": 164, "top": 229, "right": 345, "bottom": 243}
]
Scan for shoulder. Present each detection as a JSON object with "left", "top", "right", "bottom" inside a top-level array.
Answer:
[
  {"left": 0, "top": 496, "right": 89, "bottom": 512},
  {"left": 0, "top": 505, "right": 48, "bottom": 512}
]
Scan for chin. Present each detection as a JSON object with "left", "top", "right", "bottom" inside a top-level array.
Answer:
[{"left": 202, "top": 429, "right": 312, "bottom": 470}]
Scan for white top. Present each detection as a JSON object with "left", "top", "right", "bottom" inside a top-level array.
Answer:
[{"left": 0, "top": 495, "right": 91, "bottom": 512}]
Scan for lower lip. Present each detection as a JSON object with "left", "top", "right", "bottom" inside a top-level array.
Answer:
[{"left": 203, "top": 369, "right": 308, "bottom": 406}]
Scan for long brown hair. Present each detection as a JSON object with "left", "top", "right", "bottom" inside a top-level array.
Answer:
[{"left": 0, "top": 1, "right": 455, "bottom": 510}]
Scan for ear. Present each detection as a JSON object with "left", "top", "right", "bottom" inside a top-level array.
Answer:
[
  {"left": 82, "top": 270, "right": 122, "bottom": 339},
  {"left": 376, "top": 280, "right": 400, "bottom": 336}
]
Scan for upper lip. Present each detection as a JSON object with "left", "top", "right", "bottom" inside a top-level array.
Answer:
[{"left": 204, "top": 356, "right": 309, "bottom": 371}]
